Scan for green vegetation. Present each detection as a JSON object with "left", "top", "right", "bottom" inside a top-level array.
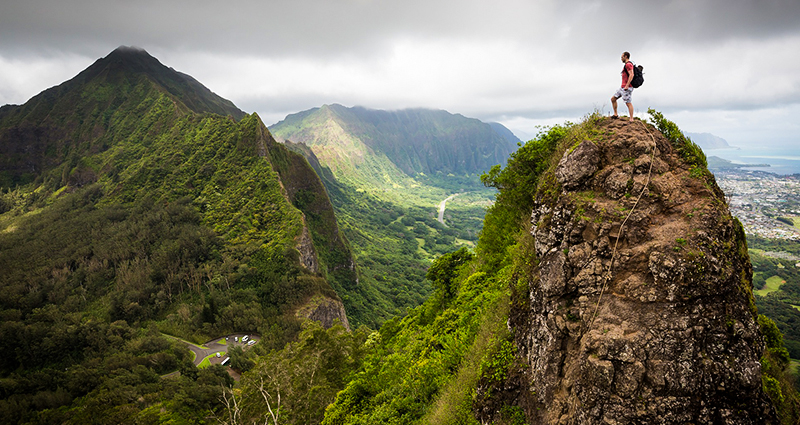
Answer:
[
  {"left": 230, "top": 321, "right": 369, "bottom": 425},
  {"left": 751, "top": 242, "right": 800, "bottom": 358},
  {"left": 0, "top": 48, "right": 352, "bottom": 423},
  {"left": 319, "top": 116, "right": 589, "bottom": 424},
  {"left": 757, "top": 276, "right": 789, "bottom": 297},
  {"left": 748, "top": 235, "right": 800, "bottom": 423},
  {"left": 647, "top": 108, "right": 707, "bottom": 169},
  {"left": 277, "top": 109, "right": 502, "bottom": 327},
  {"left": 777, "top": 217, "right": 800, "bottom": 231},
  {"left": 759, "top": 315, "right": 800, "bottom": 423},
  {"left": 198, "top": 353, "right": 217, "bottom": 369}
]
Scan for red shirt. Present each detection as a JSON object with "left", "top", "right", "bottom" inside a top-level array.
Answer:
[{"left": 621, "top": 62, "right": 634, "bottom": 88}]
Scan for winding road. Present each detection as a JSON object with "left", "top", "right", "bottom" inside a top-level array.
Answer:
[{"left": 437, "top": 194, "right": 460, "bottom": 227}]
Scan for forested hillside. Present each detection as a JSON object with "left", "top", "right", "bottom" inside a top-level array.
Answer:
[{"left": 0, "top": 47, "right": 354, "bottom": 423}]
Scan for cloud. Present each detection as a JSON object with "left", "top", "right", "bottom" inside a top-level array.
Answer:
[
  {"left": 1, "top": 0, "right": 799, "bottom": 143},
  {"left": 0, "top": 53, "right": 91, "bottom": 105}
]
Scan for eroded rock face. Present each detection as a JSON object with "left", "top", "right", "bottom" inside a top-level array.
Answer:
[
  {"left": 298, "top": 295, "right": 351, "bottom": 331},
  {"left": 296, "top": 224, "right": 320, "bottom": 274},
  {"left": 511, "top": 119, "right": 776, "bottom": 424},
  {"left": 555, "top": 139, "right": 600, "bottom": 191}
]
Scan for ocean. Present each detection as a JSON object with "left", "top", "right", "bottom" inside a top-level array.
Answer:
[{"left": 705, "top": 146, "right": 800, "bottom": 176}]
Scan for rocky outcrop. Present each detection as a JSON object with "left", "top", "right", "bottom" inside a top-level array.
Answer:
[
  {"left": 509, "top": 119, "right": 776, "bottom": 424},
  {"left": 296, "top": 294, "right": 351, "bottom": 331},
  {"left": 295, "top": 224, "right": 320, "bottom": 274}
]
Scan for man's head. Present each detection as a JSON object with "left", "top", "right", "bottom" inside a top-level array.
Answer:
[{"left": 621, "top": 52, "right": 630, "bottom": 62}]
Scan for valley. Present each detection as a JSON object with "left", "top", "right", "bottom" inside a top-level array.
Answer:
[{"left": 271, "top": 104, "right": 517, "bottom": 327}]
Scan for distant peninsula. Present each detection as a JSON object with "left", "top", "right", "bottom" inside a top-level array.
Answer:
[{"left": 707, "top": 155, "right": 770, "bottom": 170}]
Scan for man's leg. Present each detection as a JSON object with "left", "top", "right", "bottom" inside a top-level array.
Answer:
[
  {"left": 626, "top": 102, "right": 634, "bottom": 122},
  {"left": 611, "top": 96, "right": 619, "bottom": 117}
]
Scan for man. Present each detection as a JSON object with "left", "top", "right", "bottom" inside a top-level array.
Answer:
[{"left": 612, "top": 51, "right": 635, "bottom": 122}]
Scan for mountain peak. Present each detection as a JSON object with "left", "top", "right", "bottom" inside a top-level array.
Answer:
[
  {"left": 111, "top": 45, "right": 148, "bottom": 54},
  {"left": 70, "top": 46, "right": 246, "bottom": 119},
  {"left": 495, "top": 115, "right": 778, "bottom": 423},
  {"left": 0, "top": 47, "right": 245, "bottom": 185}
]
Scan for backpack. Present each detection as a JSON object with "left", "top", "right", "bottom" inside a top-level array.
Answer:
[{"left": 626, "top": 61, "right": 644, "bottom": 88}]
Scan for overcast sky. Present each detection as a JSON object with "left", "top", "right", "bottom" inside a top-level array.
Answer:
[{"left": 1, "top": 0, "right": 799, "bottom": 146}]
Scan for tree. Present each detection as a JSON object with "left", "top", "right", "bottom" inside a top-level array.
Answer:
[
  {"left": 223, "top": 322, "right": 368, "bottom": 425},
  {"left": 426, "top": 247, "right": 474, "bottom": 301}
]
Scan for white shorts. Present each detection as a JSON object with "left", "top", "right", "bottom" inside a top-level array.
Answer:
[{"left": 614, "top": 87, "right": 633, "bottom": 104}]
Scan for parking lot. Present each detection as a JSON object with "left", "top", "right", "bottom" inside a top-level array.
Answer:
[{"left": 176, "top": 333, "right": 261, "bottom": 367}]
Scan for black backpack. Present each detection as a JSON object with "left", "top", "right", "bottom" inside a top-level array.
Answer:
[{"left": 626, "top": 61, "right": 644, "bottom": 88}]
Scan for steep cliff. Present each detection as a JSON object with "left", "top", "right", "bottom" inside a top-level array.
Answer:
[
  {"left": 501, "top": 116, "right": 777, "bottom": 424},
  {"left": 250, "top": 122, "right": 356, "bottom": 328}
]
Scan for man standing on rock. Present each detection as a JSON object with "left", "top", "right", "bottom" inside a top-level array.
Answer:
[{"left": 611, "top": 51, "right": 635, "bottom": 122}]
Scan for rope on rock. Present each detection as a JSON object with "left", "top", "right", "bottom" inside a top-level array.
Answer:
[{"left": 585, "top": 119, "right": 658, "bottom": 332}]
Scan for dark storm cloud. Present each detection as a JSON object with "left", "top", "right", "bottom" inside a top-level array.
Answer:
[{"left": 2, "top": 0, "right": 799, "bottom": 58}]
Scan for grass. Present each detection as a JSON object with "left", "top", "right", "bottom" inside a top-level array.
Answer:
[
  {"left": 755, "top": 275, "right": 787, "bottom": 297},
  {"left": 160, "top": 333, "right": 209, "bottom": 350},
  {"left": 197, "top": 353, "right": 218, "bottom": 369},
  {"left": 788, "top": 360, "right": 800, "bottom": 376}
]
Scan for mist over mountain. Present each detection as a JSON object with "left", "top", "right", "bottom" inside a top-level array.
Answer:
[{"left": 488, "top": 121, "right": 523, "bottom": 147}]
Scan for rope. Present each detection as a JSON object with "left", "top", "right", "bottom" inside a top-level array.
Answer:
[
  {"left": 585, "top": 119, "right": 658, "bottom": 332},
  {"left": 564, "top": 118, "right": 659, "bottom": 424}
]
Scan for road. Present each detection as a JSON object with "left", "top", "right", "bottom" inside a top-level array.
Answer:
[
  {"left": 163, "top": 333, "right": 260, "bottom": 366},
  {"left": 438, "top": 194, "right": 459, "bottom": 226}
]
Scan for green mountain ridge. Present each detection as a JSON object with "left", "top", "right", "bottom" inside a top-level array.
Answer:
[
  {"left": 0, "top": 47, "right": 355, "bottom": 423},
  {"left": 270, "top": 104, "right": 519, "bottom": 190},
  {"left": 0, "top": 46, "right": 245, "bottom": 188}
]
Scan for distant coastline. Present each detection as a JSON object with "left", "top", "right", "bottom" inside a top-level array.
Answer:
[{"left": 704, "top": 146, "right": 800, "bottom": 176}]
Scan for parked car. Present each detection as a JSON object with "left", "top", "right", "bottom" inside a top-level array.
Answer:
[
  {"left": 242, "top": 335, "right": 249, "bottom": 342},
  {"left": 248, "top": 340, "right": 256, "bottom": 346}
]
